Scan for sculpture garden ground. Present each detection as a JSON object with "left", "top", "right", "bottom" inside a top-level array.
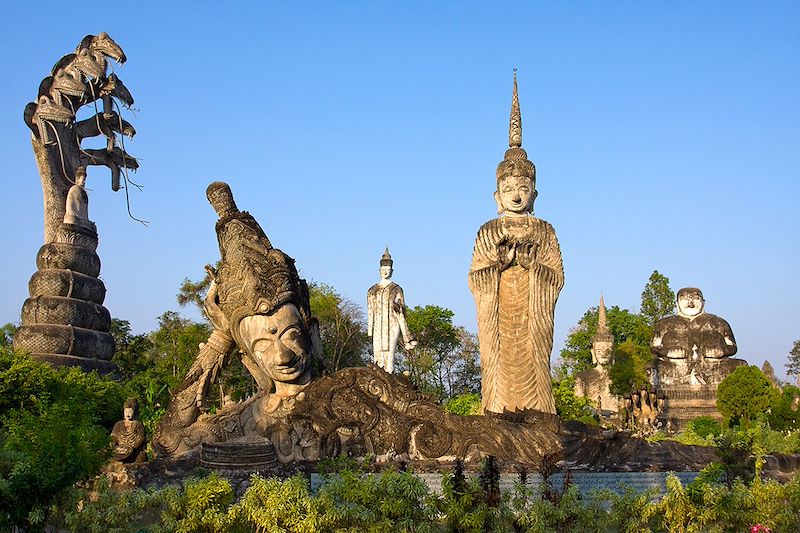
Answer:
[{"left": 2, "top": 33, "right": 800, "bottom": 532}]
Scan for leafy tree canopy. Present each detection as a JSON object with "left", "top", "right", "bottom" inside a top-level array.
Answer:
[
  {"left": 787, "top": 338, "right": 800, "bottom": 378},
  {"left": 717, "top": 365, "right": 780, "bottom": 427},
  {"left": 559, "top": 305, "right": 652, "bottom": 376},
  {"left": 401, "top": 306, "right": 480, "bottom": 401},
  {"left": 309, "top": 282, "right": 368, "bottom": 371},
  {"left": 640, "top": 270, "right": 675, "bottom": 326}
]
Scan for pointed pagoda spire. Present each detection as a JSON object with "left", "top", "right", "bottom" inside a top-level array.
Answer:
[
  {"left": 598, "top": 293, "right": 609, "bottom": 334},
  {"left": 496, "top": 71, "right": 535, "bottom": 183},
  {"left": 592, "top": 293, "right": 613, "bottom": 343},
  {"left": 509, "top": 69, "right": 522, "bottom": 148},
  {"left": 380, "top": 246, "right": 393, "bottom": 267}
]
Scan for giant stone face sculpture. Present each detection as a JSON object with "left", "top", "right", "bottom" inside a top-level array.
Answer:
[
  {"left": 469, "top": 74, "right": 564, "bottom": 415},
  {"left": 154, "top": 182, "right": 562, "bottom": 465}
]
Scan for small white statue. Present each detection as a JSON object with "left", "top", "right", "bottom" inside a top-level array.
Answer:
[
  {"left": 367, "top": 248, "right": 417, "bottom": 373},
  {"left": 63, "top": 166, "right": 97, "bottom": 232}
]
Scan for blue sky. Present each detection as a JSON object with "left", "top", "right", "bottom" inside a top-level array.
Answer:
[{"left": 1, "top": 2, "right": 798, "bottom": 379}]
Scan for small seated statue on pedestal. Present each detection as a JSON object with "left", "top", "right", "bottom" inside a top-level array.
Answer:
[
  {"left": 110, "top": 398, "right": 147, "bottom": 463},
  {"left": 63, "top": 166, "right": 97, "bottom": 233},
  {"left": 574, "top": 295, "right": 621, "bottom": 420}
]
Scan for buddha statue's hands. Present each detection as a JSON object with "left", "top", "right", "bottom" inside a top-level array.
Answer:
[
  {"left": 497, "top": 240, "right": 516, "bottom": 271},
  {"left": 203, "top": 265, "right": 230, "bottom": 335},
  {"left": 516, "top": 242, "right": 538, "bottom": 269}
]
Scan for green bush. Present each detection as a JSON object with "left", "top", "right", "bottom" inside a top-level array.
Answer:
[
  {"left": 59, "top": 464, "right": 800, "bottom": 533},
  {"left": 0, "top": 348, "right": 126, "bottom": 532},
  {"left": 688, "top": 416, "right": 722, "bottom": 439},
  {"left": 444, "top": 393, "right": 482, "bottom": 416},
  {"left": 717, "top": 366, "right": 780, "bottom": 427}
]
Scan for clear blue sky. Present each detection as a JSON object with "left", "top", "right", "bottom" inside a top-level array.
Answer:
[{"left": 1, "top": 2, "right": 798, "bottom": 379}]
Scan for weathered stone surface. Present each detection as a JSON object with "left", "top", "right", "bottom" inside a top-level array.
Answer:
[
  {"left": 367, "top": 248, "right": 417, "bottom": 373},
  {"left": 561, "top": 421, "right": 716, "bottom": 472},
  {"left": 111, "top": 398, "right": 147, "bottom": 463},
  {"left": 154, "top": 181, "right": 562, "bottom": 466},
  {"left": 15, "top": 35, "right": 136, "bottom": 373},
  {"left": 36, "top": 242, "right": 101, "bottom": 278},
  {"left": 15, "top": 324, "right": 115, "bottom": 360},
  {"left": 574, "top": 295, "right": 621, "bottom": 421},
  {"left": 200, "top": 438, "right": 278, "bottom": 470},
  {"left": 21, "top": 295, "right": 111, "bottom": 332},
  {"left": 28, "top": 269, "right": 106, "bottom": 304},
  {"left": 469, "top": 74, "right": 563, "bottom": 415},
  {"left": 649, "top": 288, "right": 744, "bottom": 430}
]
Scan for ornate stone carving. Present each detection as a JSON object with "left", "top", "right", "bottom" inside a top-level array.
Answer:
[
  {"left": 15, "top": 166, "right": 116, "bottom": 372},
  {"left": 468, "top": 73, "right": 564, "bottom": 415},
  {"left": 622, "top": 385, "right": 663, "bottom": 436},
  {"left": 284, "top": 365, "right": 561, "bottom": 464},
  {"left": 367, "top": 248, "right": 417, "bottom": 373},
  {"left": 154, "top": 182, "right": 563, "bottom": 465},
  {"left": 574, "top": 295, "right": 621, "bottom": 419},
  {"left": 650, "top": 287, "right": 745, "bottom": 430},
  {"left": 153, "top": 182, "right": 324, "bottom": 457},
  {"left": 14, "top": 34, "right": 139, "bottom": 373},
  {"left": 22, "top": 33, "right": 138, "bottom": 244},
  {"left": 111, "top": 398, "right": 147, "bottom": 463}
]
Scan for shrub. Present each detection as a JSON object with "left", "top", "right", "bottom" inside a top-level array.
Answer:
[
  {"left": 717, "top": 366, "right": 780, "bottom": 427},
  {"left": 444, "top": 393, "right": 482, "bottom": 416}
]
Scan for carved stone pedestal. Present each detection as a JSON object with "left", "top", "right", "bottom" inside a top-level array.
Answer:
[
  {"left": 654, "top": 357, "right": 746, "bottom": 431},
  {"left": 14, "top": 223, "right": 116, "bottom": 373}
]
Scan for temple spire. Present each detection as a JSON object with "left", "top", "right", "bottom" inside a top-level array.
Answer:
[
  {"left": 380, "top": 246, "right": 393, "bottom": 267},
  {"left": 509, "top": 69, "right": 522, "bottom": 148},
  {"left": 598, "top": 293, "right": 609, "bottom": 335}
]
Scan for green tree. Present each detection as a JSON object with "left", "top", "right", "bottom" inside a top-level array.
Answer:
[
  {"left": 787, "top": 338, "right": 800, "bottom": 379},
  {"left": 552, "top": 374, "right": 596, "bottom": 424},
  {"left": 401, "top": 305, "right": 463, "bottom": 400},
  {"left": 717, "top": 365, "right": 780, "bottom": 426},
  {"left": 176, "top": 263, "right": 218, "bottom": 319},
  {"left": 768, "top": 384, "right": 800, "bottom": 431},
  {"left": 110, "top": 318, "right": 153, "bottom": 380},
  {"left": 608, "top": 339, "right": 651, "bottom": 396},
  {"left": 0, "top": 323, "right": 16, "bottom": 348},
  {"left": 0, "top": 347, "right": 125, "bottom": 532},
  {"left": 639, "top": 270, "right": 675, "bottom": 326},
  {"left": 559, "top": 306, "right": 652, "bottom": 376},
  {"left": 309, "top": 283, "right": 368, "bottom": 371}
]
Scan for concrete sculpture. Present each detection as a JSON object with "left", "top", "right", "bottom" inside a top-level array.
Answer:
[
  {"left": 367, "top": 248, "right": 417, "bottom": 373},
  {"left": 469, "top": 73, "right": 564, "bottom": 414}
]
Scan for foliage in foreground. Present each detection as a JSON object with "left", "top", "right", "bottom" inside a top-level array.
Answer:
[
  {"left": 0, "top": 347, "right": 126, "bottom": 532},
  {"left": 62, "top": 462, "right": 800, "bottom": 533}
]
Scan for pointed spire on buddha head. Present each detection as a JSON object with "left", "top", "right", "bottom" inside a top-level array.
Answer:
[
  {"left": 591, "top": 293, "right": 614, "bottom": 366},
  {"left": 495, "top": 71, "right": 537, "bottom": 216},
  {"left": 379, "top": 246, "right": 393, "bottom": 279}
]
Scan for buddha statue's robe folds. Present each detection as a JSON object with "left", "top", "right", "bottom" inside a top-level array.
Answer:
[
  {"left": 469, "top": 215, "right": 563, "bottom": 414},
  {"left": 367, "top": 281, "right": 410, "bottom": 373}
]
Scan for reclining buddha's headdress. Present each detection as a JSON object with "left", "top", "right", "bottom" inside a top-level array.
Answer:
[{"left": 205, "top": 181, "right": 314, "bottom": 350}]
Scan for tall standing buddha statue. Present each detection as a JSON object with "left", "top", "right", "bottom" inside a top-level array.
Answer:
[
  {"left": 469, "top": 74, "right": 564, "bottom": 415},
  {"left": 367, "top": 248, "right": 417, "bottom": 373}
]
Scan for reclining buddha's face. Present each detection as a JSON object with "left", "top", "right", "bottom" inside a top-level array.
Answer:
[{"left": 238, "top": 303, "right": 311, "bottom": 384}]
